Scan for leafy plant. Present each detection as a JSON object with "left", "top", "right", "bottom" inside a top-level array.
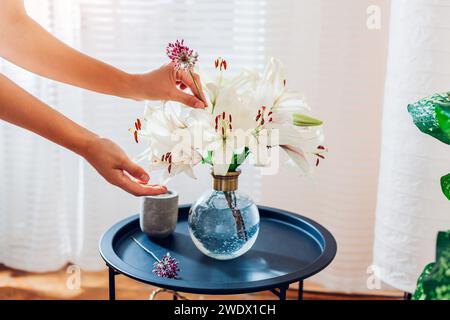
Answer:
[
  {"left": 413, "top": 231, "right": 450, "bottom": 300},
  {"left": 407, "top": 92, "right": 450, "bottom": 200},
  {"left": 441, "top": 174, "right": 450, "bottom": 201},
  {"left": 408, "top": 93, "right": 450, "bottom": 300}
]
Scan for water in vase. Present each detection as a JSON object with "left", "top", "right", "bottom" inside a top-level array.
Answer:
[{"left": 189, "top": 189, "right": 260, "bottom": 260}]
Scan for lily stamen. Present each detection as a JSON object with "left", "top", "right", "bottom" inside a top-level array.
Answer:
[
  {"left": 315, "top": 153, "right": 325, "bottom": 159},
  {"left": 214, "top": 57, "right": 228, "bottom": 71}
]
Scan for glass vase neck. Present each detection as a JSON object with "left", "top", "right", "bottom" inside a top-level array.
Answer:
[{"left": 212, "top": 170, "right": 240, "bottom": 192}]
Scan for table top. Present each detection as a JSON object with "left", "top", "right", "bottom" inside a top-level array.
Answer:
[{"left": 99, "top": 205, "right": 337, "bottom": 295}]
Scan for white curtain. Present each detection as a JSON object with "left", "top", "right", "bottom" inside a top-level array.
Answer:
[
  {"left": 373, "top": 0, "right": 450, "bottom": 293},
  {"left": 0, "top": 1, "right": 84, "bottom": 272}
]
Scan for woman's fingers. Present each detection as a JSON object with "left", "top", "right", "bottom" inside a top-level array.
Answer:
[
  {"left": 177, "top": 70, "right": 207, "bottom": 105},
  {"left": 173, "top": 90, "right": 205, "bottom": 109},
  {"left": 116, "top": 172, "right": 168, "bottom": 196},
  {"left": 117, "top": 157, "right": 167, "bottom": 196},
  {"left": 82, "top": 137, "right": 168, "bottom": 197},
  {"left": 120, "top": 157, "right": 150, "bottom": 183}
]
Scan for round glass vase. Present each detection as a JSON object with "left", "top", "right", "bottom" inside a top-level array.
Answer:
[{"left": 188, "top": 170, "right": 260, "bottom": 260}]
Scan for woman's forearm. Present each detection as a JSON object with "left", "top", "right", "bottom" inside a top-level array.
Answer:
[
  {"left": 0, "top": 4, "right": 139, "bottom": 100},
  {"left": 0, "top": 73, "right": 167, "bottom": 196},
  {"left": 0, "top": 1, "right": 206, "bottom": 108},
  {"left": 0, "top": 73, "right": 97, "bottom": 156}
]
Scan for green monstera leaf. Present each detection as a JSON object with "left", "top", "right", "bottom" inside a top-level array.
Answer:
[
  {"left": 413, "top": 231, "right": 450, "bottom": 300},
  {"left": 407, "top": 92, "right": 450, "bottom": 145},
  {"left": 441, "top": 174, "right": 450, "bottom": 201}
]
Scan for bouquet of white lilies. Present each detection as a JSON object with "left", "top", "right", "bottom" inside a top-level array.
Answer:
[{"left": 132, "top": 40, "right": 326, "bottom": 182}]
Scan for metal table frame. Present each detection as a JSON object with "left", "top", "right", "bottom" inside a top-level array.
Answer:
[{"left": 107, "top": 265, "right": 304, "bottom": 300}]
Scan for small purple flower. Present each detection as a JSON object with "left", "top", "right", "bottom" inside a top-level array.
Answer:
[
  {"left": 166, "top": 39, "right": 199, "bottom": 71},
  {"left": 152, "top": 252, "right": 180, "bottom": 279}
]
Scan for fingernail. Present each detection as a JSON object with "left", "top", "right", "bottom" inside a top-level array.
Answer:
[
  {"left": 195, "top": 101, "right": 204, "bottom": 109},
  {"left": 140, "top": 174, "right": 149, "bottom": 182},
  {"left": 157, "top": 186, "right": 168, "bottom": 194},
  {"left": 148, "top": 184, "right": 166, "bottom": 190}
]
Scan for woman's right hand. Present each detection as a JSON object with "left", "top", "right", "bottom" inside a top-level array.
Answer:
[
  {"left": 131, "top": 63, "right": 207, "bottom": 108},
  {"left": 82, "top": 137, "right": 167, "bottom": 196}
]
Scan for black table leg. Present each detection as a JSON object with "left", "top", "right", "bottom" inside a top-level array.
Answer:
[
  {"left": 298, "top": 280, "right": 304, "bottom": 301},
  {"left": 270, "top": 284, "right": 290, "bottom": 300},
  {"left": 279, "top": 285, "right": 288, "bottom": 300},
  {"left": 109, "top": 266, "right": 116, "bottom": 300}
]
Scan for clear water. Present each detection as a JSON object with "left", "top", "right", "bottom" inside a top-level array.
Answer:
[{"left": 189, "top": 190, "right": 260, "bottom": 260}]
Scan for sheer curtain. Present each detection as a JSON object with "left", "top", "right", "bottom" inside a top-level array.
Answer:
[{"left": 0, "top": 0, "right": 83, "bottom": 272}]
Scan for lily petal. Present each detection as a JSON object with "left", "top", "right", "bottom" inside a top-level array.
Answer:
[{"left": 281, "top": 145, "right": 313, "bottom": 176}]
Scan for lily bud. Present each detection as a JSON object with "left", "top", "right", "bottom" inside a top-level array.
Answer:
[{"left": 293, "top": 113, "right": 323, "bottom": 127}]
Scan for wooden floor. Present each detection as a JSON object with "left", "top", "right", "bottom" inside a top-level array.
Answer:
[{"left": 0, "top": 265, "right": 403, "bottom": 300}]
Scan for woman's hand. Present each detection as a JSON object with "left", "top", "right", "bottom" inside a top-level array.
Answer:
[
  {"left": 132, "top": 63, "right": 207, "bottom": 108},
  {"left": 82, "top": 137, "right": 167, "bottom": 196}
]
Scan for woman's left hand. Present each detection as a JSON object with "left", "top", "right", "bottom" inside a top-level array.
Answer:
[{"left": 82, "top": 137, "right": 168, "bottom": 197}]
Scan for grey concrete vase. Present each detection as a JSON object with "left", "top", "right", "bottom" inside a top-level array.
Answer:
[{"left": 139, "top": 190, "right": 179, "bottom": 238}]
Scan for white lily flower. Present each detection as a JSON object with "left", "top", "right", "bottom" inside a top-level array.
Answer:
[
  {"left": 238, "top": 58, "right": 325, "bottom": 174},
  {"left": 276, "top": 125, "right": 325, "bottom": 175},
  {"left": 133, "top": 57, "right": 325, "bottom": 180},
  {"left": 135, "top": 102, "right": 205, "bottom": 181},
  {"left": 206, "top": 85, "right": 256, "bottom": 175},
  {"left": 246, "top": 58, "right": 310, "bottom": 124}
]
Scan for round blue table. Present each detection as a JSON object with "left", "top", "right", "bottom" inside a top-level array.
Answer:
[{"left": 99, "top": 205, "right": 337, "bottom": 300}]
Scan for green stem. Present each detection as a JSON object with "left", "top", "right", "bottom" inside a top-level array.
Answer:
[
  {"left": 212, "top": 72, "right": 223, "bottom": 114},
  {"left": 189, "top": 69, "right": 203, "bottom": 103}
]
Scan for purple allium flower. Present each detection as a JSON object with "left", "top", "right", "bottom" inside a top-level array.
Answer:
[
  {"left": 166, "top": 39, "right": 199, "bottom": 71},
  {"left": 152, "top": 252, "right": 180, "bottom": 279}
]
